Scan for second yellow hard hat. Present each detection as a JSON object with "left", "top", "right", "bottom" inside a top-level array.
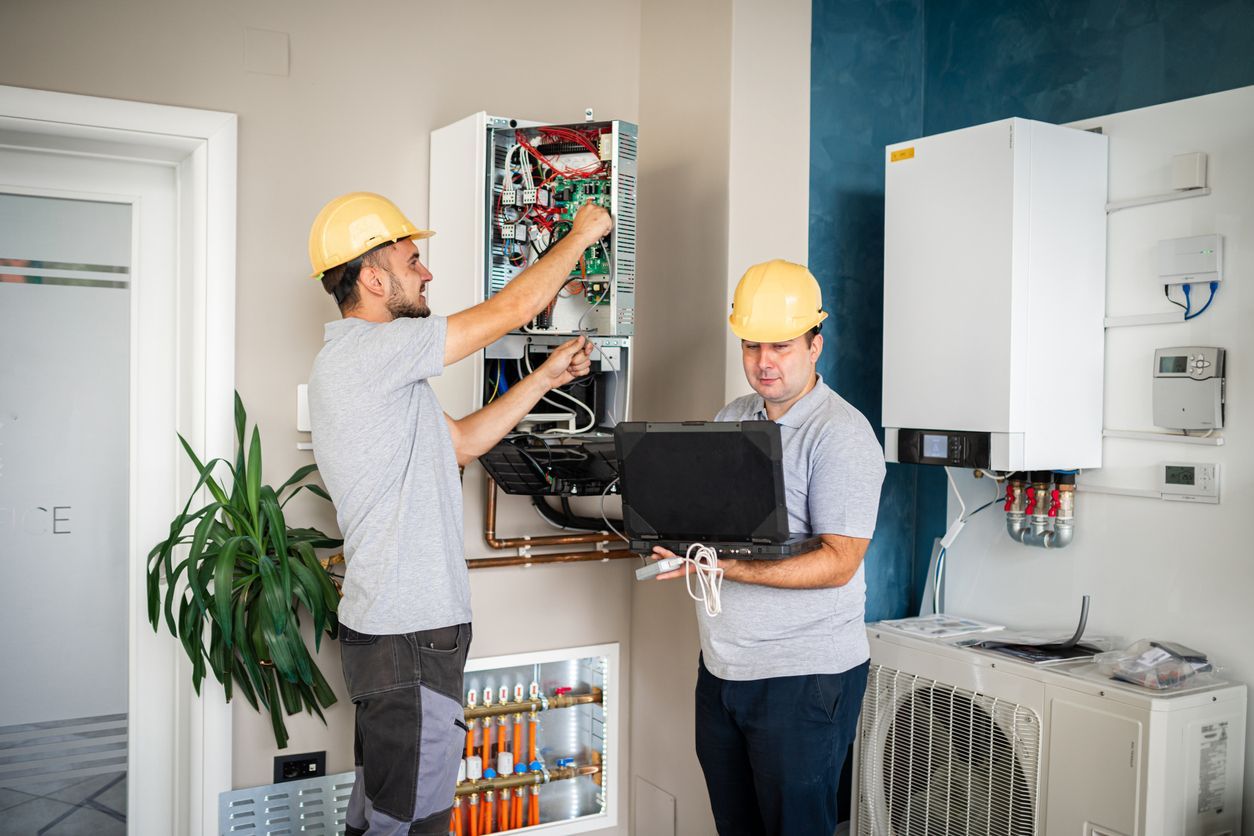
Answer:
[
  {"left": 729, "top": 259, "right": 828, "bottom": 343},
  {"left": 308, "top": 192, "right": 434, "bottom": 278}
]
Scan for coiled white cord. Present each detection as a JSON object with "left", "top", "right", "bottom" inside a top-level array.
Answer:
[{"left": 684, "top": 543, "right": 723, "bottom": 617}]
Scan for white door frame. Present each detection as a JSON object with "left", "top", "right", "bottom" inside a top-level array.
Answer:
[{"left": 0, "top": 84, "right": 236, "bottom": 836}]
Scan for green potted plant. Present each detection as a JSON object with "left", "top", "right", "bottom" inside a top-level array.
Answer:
[{"left": 147, "top": 394, "right": 342, "bottom": 748}]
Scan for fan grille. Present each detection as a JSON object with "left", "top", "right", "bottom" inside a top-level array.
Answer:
[{"left": 857, "top": 664, "right": 1041, "bottom": 836}]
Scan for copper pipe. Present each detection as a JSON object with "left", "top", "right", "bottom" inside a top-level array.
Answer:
[
  {"left": 484, "top": 477, "right": 616, "bottom": 549},
  {"left": 464, "top": 689, "right": 602, "bottom": 721},
  {"left": 455, "top": 764, "right": 600, "bottom": 797},
  {"left": 468, "top": 548, "right": 635, "bottom": 569}
]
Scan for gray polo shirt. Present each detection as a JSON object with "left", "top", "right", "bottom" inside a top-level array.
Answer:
[
  {"left": 699, "top": 377, "right": 886, "bottom": 680},
  {"left": 308, "top": 315, "right": 471, "bottom": 635}
]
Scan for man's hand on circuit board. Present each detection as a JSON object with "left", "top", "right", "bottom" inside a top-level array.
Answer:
[{"left": 570, "top": 201, "right": 613, "bottom": 244}]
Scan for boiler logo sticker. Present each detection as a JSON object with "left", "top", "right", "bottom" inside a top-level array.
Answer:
[{"left": 890, "top": 147, "right": 915, "bottom": 162}]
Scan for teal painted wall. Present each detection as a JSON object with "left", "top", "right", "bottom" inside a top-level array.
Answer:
[{"left": 810, "top": 0, "right": 1254, "bottom": 620}]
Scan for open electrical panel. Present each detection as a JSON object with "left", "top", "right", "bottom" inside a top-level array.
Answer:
[{"left": 480, "top": 118, "right": 636, "bottom": 437}]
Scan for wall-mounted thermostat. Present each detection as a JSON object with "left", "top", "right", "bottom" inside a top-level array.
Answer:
[
  {"left": 1152, "top": 346, "right": 1225, "bottom": 431},
  {"left": 1160, "top": 462, "right": 1219, "bottom": 504}
]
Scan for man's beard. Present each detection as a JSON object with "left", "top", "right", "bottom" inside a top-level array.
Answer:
[{"left": 385, "top": 274, "right": 430, "bottom": 319}]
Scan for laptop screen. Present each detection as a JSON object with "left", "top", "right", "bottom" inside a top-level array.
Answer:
[{"left": 613, "top": 421, "right": 790, "bottom": 543}]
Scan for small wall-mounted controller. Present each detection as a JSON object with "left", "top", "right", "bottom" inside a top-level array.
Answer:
[
  {"left": 1152, "top": 347, "right": 1225, "bottom": 431},
  {"left": 1158, "top": 234, "right": 1222, "bottom": 285},
  {"left": 1160, "top": 462, "right": 1219, "bottom": 504}
]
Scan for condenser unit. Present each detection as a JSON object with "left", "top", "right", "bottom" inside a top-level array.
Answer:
[{"left": 854, "top": 626, "right": 1245, "bottom": 836}]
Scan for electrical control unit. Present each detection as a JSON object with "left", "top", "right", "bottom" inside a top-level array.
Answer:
[
  {"left": 881, "top": 118, "right": 1108, "bottom": 471},
  {"left": 429, "top": 113, "right": 636, "bottom": 451},
  {"left": 1152, "top": 346, "right": 1225, "bottom": 431}
]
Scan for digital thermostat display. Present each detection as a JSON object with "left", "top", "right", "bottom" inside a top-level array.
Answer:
[
  {"left": 1164, "top": 465, "right": 1195, "bottom": 486},
  {"left": 922, "top": 434, "right": 947, "bottom": 459},
  {"left": 1159, "top": 355, "right": 1188, "bottom": 374}
]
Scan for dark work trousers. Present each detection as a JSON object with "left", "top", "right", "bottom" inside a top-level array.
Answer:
[
  {"left": 695, "top": 655, "right": 870, "bottom": 836},
  {"left": 340, "top": 622, "right": 472, "bottom": 836}
]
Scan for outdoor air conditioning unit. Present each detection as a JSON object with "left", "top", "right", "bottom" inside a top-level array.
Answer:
[{"left": 853, "top": 627, "right": 1245, "bottom": 836}]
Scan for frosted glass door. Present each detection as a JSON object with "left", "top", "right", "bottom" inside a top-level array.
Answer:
[{"left": 0, "top": 192, "right": 130, "bottom": 834}]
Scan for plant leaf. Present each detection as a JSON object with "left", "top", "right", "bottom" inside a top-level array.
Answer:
[
  {"left": 257, "top": 555, "right": 289, "bottom": 637},
  {"left": 278, "top": 463, "right": 319, "bottom": 497},
  {"left": 213, "top": 537, "right": 245, "bottom": 646},
  {"left": 260, "top": 488, "right": 292, "bottom": 609},
  {"left": 245, "top": 426, "right": 262, "bottom": 526}
]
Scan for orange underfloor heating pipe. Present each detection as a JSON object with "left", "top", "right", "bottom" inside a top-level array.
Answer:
[
  {"left": 482, "top": 722, "right": 493, "bottom": 772},
  {"left": 527, "top": 715, "right": 537, "bottom": 763},
  {"left": 469, "top": 795, "right": 479, "bottom": 836},
  {"left": 499, "top": 717, "right": 508, "bottom": 762},
  {"left": 483, "top": 791, "right": 494, "bottom": 834},
  {"left": 452, "top": 799, "right": 463, "bottom": 836},
  {"left": 529, "top": 787, "right": 539, "bottom": 827},
  {"left": 513, "top": 716, "right": 523, "bottom": 763},
  {"left": 499, "top": 788, "right": 509, "bottom": 831},
  {"left": 513, "top": 792, "right": 523, "bottom": 830}
]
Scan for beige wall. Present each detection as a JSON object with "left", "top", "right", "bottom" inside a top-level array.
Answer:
[
  {"left": 0, "top": 0, "right": 642, "bottom": 809},
  {"left": 2, "top": 1, "right": 813, "bottom": 832},
  {"left": 627, "top": 2, "right": 812, "bottom": 834}
]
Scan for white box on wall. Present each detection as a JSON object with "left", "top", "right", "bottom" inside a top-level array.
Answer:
[{"left": 882, "top": 118, "right": 1108, "bottom": 471}]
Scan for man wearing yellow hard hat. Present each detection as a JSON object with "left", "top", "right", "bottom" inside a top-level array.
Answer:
[
  {"left": 305, "top": 192, "right": 611, "bottom": 836},
  {"left": 653, "top": 259, "right": 886, "bottom": 835}
]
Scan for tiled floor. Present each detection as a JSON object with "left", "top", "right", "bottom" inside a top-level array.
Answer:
[{"left": 0, "top": 773, "right": 125, "bottom": 835}]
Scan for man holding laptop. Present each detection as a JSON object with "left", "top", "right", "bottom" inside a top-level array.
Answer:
[{"left": 647, "top": 259, "right": 886, "bottom": 835}]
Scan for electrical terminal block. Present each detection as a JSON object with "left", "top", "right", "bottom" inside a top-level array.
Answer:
[
  {"left": 500, "top": 223, "right": 515, "bottom": 241},
  {"left": 522, "top": 188, "right": 538, "bottom": 205},
  {"left": 598, "top": 133, "right": 612, "bottom": 161},
  {"left": 501, "top": 189, "right": 518, "bottom": 206},
  {"left": 535, "top": 188, "right": 551, "bottom": 208},
  {"left": 501, "top": 223, "right": 527, "bottom": 242}
]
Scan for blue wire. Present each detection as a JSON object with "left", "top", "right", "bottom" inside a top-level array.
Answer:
[
  {"left": 1184, "top": 281, "right": 1219, "bottom": 320},
  {"left": 1053, "top": 469, "right": 1079, "bottom": 475},
  {"left": 1182, "top": 282, "right": 1193, "bottom": 318}
]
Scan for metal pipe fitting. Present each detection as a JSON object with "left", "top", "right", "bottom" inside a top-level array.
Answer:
[
  {"left": 455, "top": 764, "right": 600, "bottom": 797},
  {"left": 463, "top": 689, "right": 602, "bottom": 721},
  {"left": 1004, "top": 475, "right": 1076, "bottom": 549}
]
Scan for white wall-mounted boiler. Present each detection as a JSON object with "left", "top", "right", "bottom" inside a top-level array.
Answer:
[{"left": 881, "top": 118, "right": 1108, "bottom": 471}]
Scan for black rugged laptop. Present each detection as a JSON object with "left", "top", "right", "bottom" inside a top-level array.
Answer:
[{"left": 613, "top": 421, "right": 821, "bottom": 559}]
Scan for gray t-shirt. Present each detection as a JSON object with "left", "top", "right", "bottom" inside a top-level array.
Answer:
[
  {"left": 308, "top": 315, "right": 471, "bottom": 635},
  {"left": 699, "top": 377, "right": 886, "bottom": 680}
]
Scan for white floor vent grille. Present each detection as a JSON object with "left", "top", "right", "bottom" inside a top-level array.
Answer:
[
  {"left": 857, "top": 664, "right": 1041, "bottom": 836},
  {"left": 219, "top": 770, "right": 353, "bottom": 835}
]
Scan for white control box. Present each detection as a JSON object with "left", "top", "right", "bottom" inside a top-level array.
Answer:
[
  {"left": 1152, "top": 346, "right": 1225, "bottom": 430},
  {"left": 1159, "top": 234, "right": 1222, "bottom": 285},
  {"left": 882, "top": 118, "right": 1108, "bottom": 470},
  {"left": 1160, "top": 462, "right": 1219, "bottom": 503}
]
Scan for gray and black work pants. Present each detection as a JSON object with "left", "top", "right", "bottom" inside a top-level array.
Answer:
[{"left": 340, "top": 622, "right": 472, "bottom": 836}]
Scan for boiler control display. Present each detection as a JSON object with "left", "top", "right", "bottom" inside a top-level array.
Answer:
[
  {"left": 1164, "top": 465, "right": 1194, "bottom": 486},
  {"left": 922, "top": 434, "right": 947, "bottom": 459}
]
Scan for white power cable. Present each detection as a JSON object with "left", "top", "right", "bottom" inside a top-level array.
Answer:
[
  {"left": 519, "top": 355, "right": 596, "bottom": 434},
  {"left": 600, "top": 478, "right": 627, "bottom": 543},
  {"left": 683, "top": 543, "right": 723, "bottom": 617}
]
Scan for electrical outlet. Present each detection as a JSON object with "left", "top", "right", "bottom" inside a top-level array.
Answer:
[{"left": 274, "top": 751, "right": 326, "bottom": 784}]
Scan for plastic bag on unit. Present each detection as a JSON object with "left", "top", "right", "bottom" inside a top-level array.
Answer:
[{"left": 1094, "top": 638, "right": 1217, "bottom": 690}]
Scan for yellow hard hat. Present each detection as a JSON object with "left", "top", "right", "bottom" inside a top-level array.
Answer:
[
  {"left": 728, "top": 259, "right": 828, "bottom": 342},
  {"left": 308, "top": 192, "right": 434, "bottom": 278}
]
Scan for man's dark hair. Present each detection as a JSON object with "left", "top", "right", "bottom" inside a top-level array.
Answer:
[
  {"left": 803, "top": 322, "right": 823, "bottom": 346},
  {"left": 320, "top": 242, "right": 393, "bottom": 313}
]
